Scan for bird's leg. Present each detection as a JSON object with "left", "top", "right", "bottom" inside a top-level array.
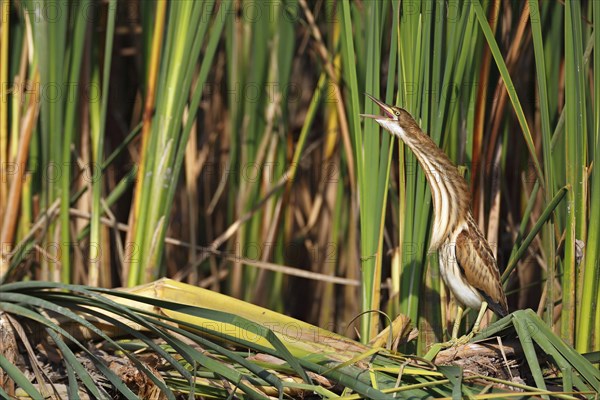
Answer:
[
  {"left": 451, "top": 305, "right": 464, "bottom": 340},
  {"left": 440, "top": 302, "right": 489, "bottom": 348},
  {"left": 433, "top": 305, "right": 465, "bottom": 351},
  {"left": 471, "top": 301, "right": 489, "bottom": 336},
  {"left": 454, "top": 301, "right": 489, "bottom": 345}
]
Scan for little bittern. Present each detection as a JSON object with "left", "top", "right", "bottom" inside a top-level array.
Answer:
[{"left": 362, "top": 94, "right": 508, "bottom": 341}]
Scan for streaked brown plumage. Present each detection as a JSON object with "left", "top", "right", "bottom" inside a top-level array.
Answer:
[{"left": 362, "top": 94, "right": 508, "bottom": 338}]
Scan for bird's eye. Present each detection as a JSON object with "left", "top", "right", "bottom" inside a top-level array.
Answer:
[{"left": 395, "top": 110, "right": 401, "bottom": 116}]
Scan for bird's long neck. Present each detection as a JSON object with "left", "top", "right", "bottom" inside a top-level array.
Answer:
[{"left": 378, "top": 118, "right": 471, "bottom": 249}]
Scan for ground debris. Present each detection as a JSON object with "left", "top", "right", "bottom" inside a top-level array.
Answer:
[{"left": 434, "top": 338, "right": 524, "bottom": 385}]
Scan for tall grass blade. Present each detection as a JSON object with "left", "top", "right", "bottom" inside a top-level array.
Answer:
[
  {"left": 576, "top": 0, "right": 600, "bottom": 352},
  {"left": 90, "top": 0, "right": 118, "bottom": 286},
  {"left": 562, "top": 0, "right": 587, "bottom": 344}
]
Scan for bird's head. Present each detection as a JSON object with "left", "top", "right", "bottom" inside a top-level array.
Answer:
[{"left": 360, "top": 94, "right": 418, "bottom": 138}]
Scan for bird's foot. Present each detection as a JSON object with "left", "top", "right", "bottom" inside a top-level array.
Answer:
[
  {"left": 423, "top": 336, "right": 466, "bottom": 360},
  {"left": 453, "top": 332, "right": 475, "bottom": 346},
  {"left": 423, "top": 331, "right": 477, "bottom": 361},
  {"left": 440, "top": 331, "right": 476, "bottom": 348},
  {"left": 423, "top": 321, "right": 482, "bottom": 361}
]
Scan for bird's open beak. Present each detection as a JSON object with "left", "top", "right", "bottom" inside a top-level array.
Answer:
[{"left": 360, "top": 94, "right": 396, "bottom": 120}]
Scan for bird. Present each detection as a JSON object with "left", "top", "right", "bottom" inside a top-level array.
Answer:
[{"left": 361, "top": 94, "right": 508, "bottom": 342}]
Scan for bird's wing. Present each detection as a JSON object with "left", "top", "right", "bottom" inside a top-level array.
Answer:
[{"left": 455, "top": 220, "right": 509, "bottom": 317}]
